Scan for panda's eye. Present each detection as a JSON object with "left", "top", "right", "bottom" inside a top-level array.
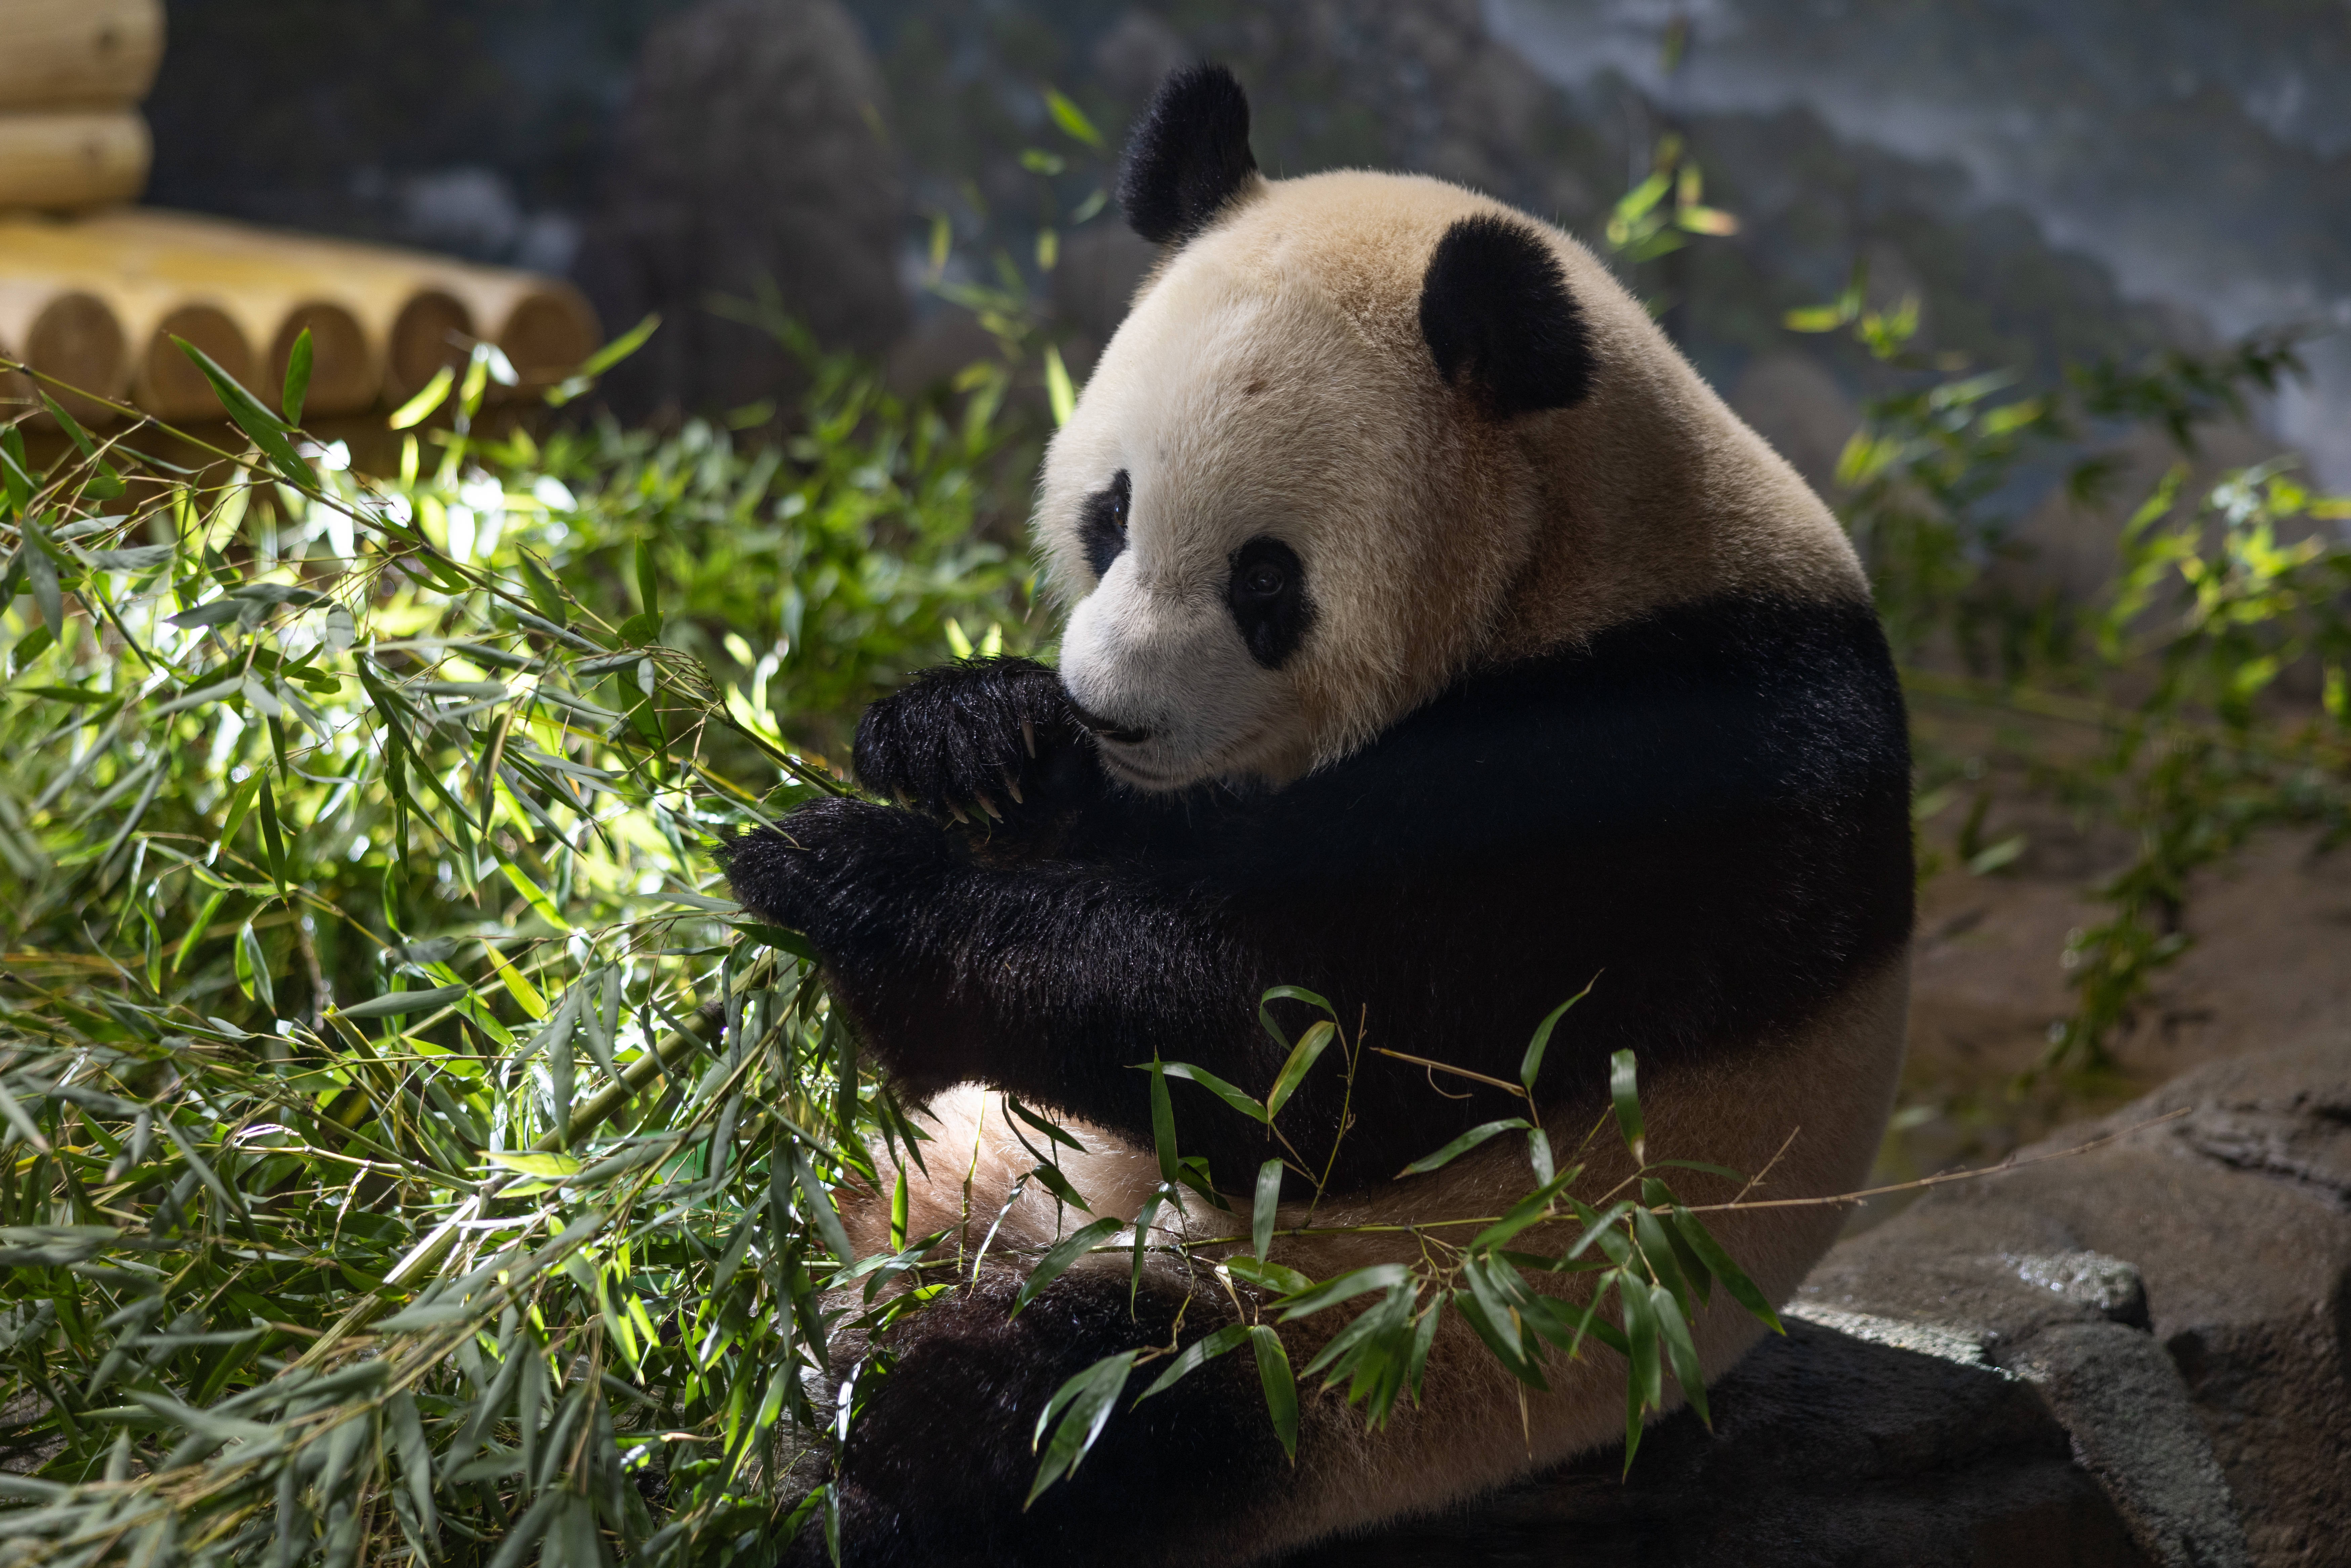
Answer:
[
  {"left": 1081, "top": 470, "right": 1132, "bottom": 581},
  {"left": 1226, "top": 536, "right": 1312, "bottom": 670}
]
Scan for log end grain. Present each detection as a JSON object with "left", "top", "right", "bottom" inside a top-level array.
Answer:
[
  {"left": 0, "top": 284, "right": 128, "bottom": 425},
  {"left": 133, "top": 300, "right": 250, "bottom": 423},
  {"left": 495, "top": 282, "right": 600, "bottom": 389},
  {"left": 270, "top": 299, "right": 376, "bottom": 419},
  {"left": 388, "top": 288, "right": 472, "bottom": 402}
]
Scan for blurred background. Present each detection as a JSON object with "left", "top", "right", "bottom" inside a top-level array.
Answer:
[{"left": 118, "top": 0, "right": 2351, "bottom": 483}]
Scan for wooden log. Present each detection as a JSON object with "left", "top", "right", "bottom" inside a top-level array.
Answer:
[
  {"left": 0, "top": 210, "right": 600, "bottom": 419},
  {"left": 73, "top": 211, "right": 596, "bottom": 396},
  {"left": 0, "top": 215, "right": 381, "bottom": 414},
  {"left": 130, "top": 297, "right": 251, "bottom": 422},
  {"left": 0, "top": 110, "right": 149, "bottom": 213},
  {"left": 0, "top": 279, "right": 126, "bottom": 425},
  {"left": 438, "top": 267, "right": 601, "bottom": 393},
  {"left": 0, "top": 0, "right": 166, "bottom": 111},
  {"left": 55, "top": 209, "right": 482, "bottom": 402}
]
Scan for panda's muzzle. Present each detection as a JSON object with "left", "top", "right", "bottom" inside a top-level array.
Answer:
[{"left": 1065, "top": 698, "right": 1150, "bottom": 747}]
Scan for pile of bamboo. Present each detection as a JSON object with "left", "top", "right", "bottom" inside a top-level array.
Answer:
[
  {"left": 0, "top": 0, "right": 160, "bottom": 214},
  {"left": 0, "top": 210, "right": 602, "bottom": 423},
  {"left": 0, "top": 0, "right": 600, "bottom": 426}
]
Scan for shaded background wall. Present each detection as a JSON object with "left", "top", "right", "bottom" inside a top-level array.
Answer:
[{"left": 140, "top": 0, "right": 2351, "bottom": 487}]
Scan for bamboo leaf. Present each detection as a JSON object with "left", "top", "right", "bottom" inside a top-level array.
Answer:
[
  {"left": 1263, "top": 1020, "right": 1337, "bottom": 1123},
  {"left": 282, "top": 328, "right": 313, "bottom": 426},
  {"left": 1153, "top": 1061, "right": 1268, "bottom": 1125},
  {"left": 1651, "top": 1284, "right": 1710, "bottom": 1429},
  {"left": 389, "top": 367, "right": 455, "bottom": 431},
  {"left": 1026, "top": 1349, "right": 1137, "bottom": 1504},
  {"left": 335, "top": 984, "right": 469, "bottom": 1020},
  {"left": 1011, "top": 1218, "right": 1122, "bottom": 1316},
  {"left": 1673, "top": 1207, "right": 1783, "bottom": 1334},
  {"left": 1251, "top": 1158, "right": 1284, "bottom": 1261},
  {"left": 1398, "top": 1117, "right": 1529, "bottom": 1177},
  {"left": 1223, "top": 1254, "right": 1313, "bottom": 1298},
  {"left": 1147, "top": 1058, "right": 1179, "bottom": 1184},
  {"left": 1619, "top": 1275, "right": 1663, "bottom": 1471},
  {"left": 1042, "top": 86, "right": 1105, "bottom": 148},
  {"left": 1610, "top": 1049, "right": 1646, "bottom": 1162},
  {"left": 1275, "top": 1264, "right": 1409, "bottom": 1322},
  {"left": 1249, "top": 1325, "right": 1299, "bottom": 1461},
  {"left": 1136, "top": 1323, "right": 1250, "bottom": 1402}
]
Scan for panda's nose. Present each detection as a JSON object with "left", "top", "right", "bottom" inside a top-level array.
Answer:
[{"left": 1066, "top": 698, "right": 1150, "bottom": 746}]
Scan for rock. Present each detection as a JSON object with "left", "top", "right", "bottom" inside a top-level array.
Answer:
[
  {"left": 572, "top": 0, "right": 908, "bottom": 420},
  {"left": 1286, "top": 1035, "right": 2351, "bottom": 1566}
]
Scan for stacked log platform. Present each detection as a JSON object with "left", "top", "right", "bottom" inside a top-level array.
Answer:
[{"left": 0, "top": 211, "right": 601, "bottom": 425}]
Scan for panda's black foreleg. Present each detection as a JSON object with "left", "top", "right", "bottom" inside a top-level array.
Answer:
[
  {"left": 780, "top": 1270, "right": 1285, "bottom": 1568},
  {"left": 848, "top": 657, "right": 1106, "bottom": 840},
  {"left": 720, "top": 800, "right": 1280, "bottom": 1167}
]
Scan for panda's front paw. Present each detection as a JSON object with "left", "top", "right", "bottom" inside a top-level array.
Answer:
[
  {"left": 720, "top": 799, "right": 951, "bottom": 942},
  {"left": 852, "top": 657, "right": 1102, "bottom": 830}
]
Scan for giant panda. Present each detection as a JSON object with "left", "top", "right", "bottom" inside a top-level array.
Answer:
[{"left": 724, "top": 63, "right": 1912, "bottom": 1568}]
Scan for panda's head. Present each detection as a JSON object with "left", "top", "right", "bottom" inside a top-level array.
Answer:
[{"left": 1036, "top": 65, "right": 1611, "bottom": 791}]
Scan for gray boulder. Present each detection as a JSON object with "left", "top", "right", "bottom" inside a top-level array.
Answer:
[
  {"left": 1286, "top": 1036, "right": 2351, "bottom": 1566},
  {"left": 573, "top": 0, "right": 908, "bottom": 420}
]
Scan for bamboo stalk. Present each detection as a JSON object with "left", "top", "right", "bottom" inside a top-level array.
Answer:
[
  {"left": 0, "top": 278, "right": 126, "bottom": 424},
  {"left": 0, "top": 0, "right": 165, "bottom": 111},
  {"left": 0, "top": 110, "right": 150, "bottom": 212}
]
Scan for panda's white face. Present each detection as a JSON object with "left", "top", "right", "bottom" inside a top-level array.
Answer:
[{"left": 1039, "top": 228, "right": 1533, "bottom": 791}]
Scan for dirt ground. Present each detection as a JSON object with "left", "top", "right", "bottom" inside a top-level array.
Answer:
[{"left": 1853, "top": 747, "right": 2351, "bottom": 1227}]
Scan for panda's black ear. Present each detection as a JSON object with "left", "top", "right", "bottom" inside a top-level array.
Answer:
[
  {"left": 1419, "top": 215, "right": 1596, "bottom": 417},
  {"left": 1119, "top": 64, "right": 1261, "bottom": 246}
]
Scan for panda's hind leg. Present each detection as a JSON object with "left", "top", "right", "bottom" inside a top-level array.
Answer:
[{"left": 786, "top": 1267, "right": 1284, "bottom": 1568}]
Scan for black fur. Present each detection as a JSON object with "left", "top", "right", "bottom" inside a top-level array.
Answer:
[
  {"left": 1418, "top": 215, "right": 1596, "bottom": 416},
  {"left": 783, "top": 1269, "right": 1283, "bottom": 1568},
  {"left": 1079, "top": 470, "right": 1131, "bottom": 582},
  {"left": 1118, "top": 64, "right": 1259, "bottom": 246},
  {"left": 1226, "top": 536, "right": 1313, "bottom": 669},
  {"left": 848, "top": 657, "right": 1106, "bottom": 833},
  {"left": 725, "top": 592, "right": 1912, "bottom": 1197}
]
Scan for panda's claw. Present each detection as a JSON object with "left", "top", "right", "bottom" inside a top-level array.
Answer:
[
  {"left": 947, "top": 802, "right": 970, "bottom": 825},
  {"left": 975, "top": 795, "right": 1003, "bottom": 822},
  {"left": 1021, "top": 718, "right": 1037, "bottom": 758},
  {"left": 1001, "top": 771, "right": 1024, "bottom": 805}
]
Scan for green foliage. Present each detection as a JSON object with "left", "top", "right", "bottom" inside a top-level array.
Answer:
[
  {"left": 1794, "top": 286, "right": 2351, "bottom": 1074},
  {"left": 1032, "top": 1017, "right": 1781, "bottom": 1495},
  {"left": 0, "top": 324, "right": 1033, "bottom": 1565}
]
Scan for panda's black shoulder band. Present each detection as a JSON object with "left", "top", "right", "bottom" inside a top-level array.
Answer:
[
  {"left": 1119, "top": 64, "right": 1260, "bottom": 246},
  {"left": 1420, "top": 215, "right": 1596, "bottom": 417}
]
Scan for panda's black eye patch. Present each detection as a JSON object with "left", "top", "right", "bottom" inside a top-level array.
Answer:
[
  {"left": 1081, "top": 470, "right": 1132, "bottom": 581},
  {"left": 1227, "top": 536, "right": 1312, "bottom": 669}
]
